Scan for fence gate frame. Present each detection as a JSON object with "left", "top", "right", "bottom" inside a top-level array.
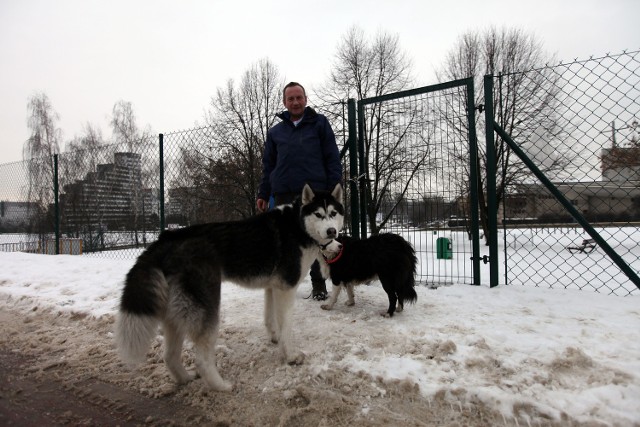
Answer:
[{"left": 350, "top": 78, "right": 483, "bottom": 286}]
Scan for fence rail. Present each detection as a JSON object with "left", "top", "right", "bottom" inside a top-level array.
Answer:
[{"left": 1, "top": 50, "right": 638, "bottom": 296}]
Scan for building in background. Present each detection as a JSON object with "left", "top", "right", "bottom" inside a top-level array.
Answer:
[{"left": 60, "top": 152, "right": 157, "bottom": 232}]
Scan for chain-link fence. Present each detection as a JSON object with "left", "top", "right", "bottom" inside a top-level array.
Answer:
[
  {"left": 2, "top": 51, "right": 638, "bottom": 296},
  {"left": 493, "top": 50, "right": 639, "bottom": 295},
  {"left": 0, "top": 137, "right": 162, "bottom": 259},
  {"left": 344, "top": 51, "right": 639, "bottom": 295},
  {"left": 0, "top": 160, "right": 35, "bottom": 249},
  {"left": 0, "top": 109, "right": 353, "bottom": 259}
]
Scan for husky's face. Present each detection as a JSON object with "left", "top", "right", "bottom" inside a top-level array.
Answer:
[
  {"left": 301, "top": 184, "right": 344, "bottom": 244},
  {"left": 319, "top": 239, "right": 343, "bottom": 260}
]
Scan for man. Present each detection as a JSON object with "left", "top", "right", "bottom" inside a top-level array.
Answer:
[{"left": 257, "top": 82, "right": 342, "bottom": 300}]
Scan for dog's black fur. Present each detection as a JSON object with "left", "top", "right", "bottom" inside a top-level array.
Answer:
[
  {"left": 319, "top": 233, "right": 418, "bottom": 317},
  {"left": 115, "top": 184, "right": 344, "bottom": 391}
]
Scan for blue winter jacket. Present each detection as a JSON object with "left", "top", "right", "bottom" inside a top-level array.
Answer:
[{"left": 258, "top": 107, "right": 342, "bottom": 199}]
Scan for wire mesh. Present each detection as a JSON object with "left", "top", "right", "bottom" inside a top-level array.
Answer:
[
  {"left": 496, "top": 51, "right": 640, "bottom": 295},
  {"left": 1, "top": 50, "right": 637, "bottom": 296},
  {"left": 0, "top": 136, "right": 162, "bottom": 259},
  {"left": 313, "top": 100, "right": 354, "bottom": 235},
  {"left": 0, "top": 116, "right": 351, "bottom": 259},
  {"left": 58, "top": 136, "right": 161, "bottom": 259},
  {"left": 0, "top": 160, "right": 41, "bottom": 251},
  {"left": 357, "top": 83, "right": 475, "bottom": 287}
]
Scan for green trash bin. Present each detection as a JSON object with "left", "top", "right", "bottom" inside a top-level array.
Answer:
[{"left": 436, "top": 237, "right": 452, "bottom": 259}]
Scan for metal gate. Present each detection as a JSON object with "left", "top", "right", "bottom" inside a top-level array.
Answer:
[{"left": 351, "top": 78, "right": 482, "bottom": 287}]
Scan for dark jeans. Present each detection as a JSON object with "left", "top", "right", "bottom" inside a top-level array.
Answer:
[{"left": 274, "top": 192, "right": 325, "bottom": 287}]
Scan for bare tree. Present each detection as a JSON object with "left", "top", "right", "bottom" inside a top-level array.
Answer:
[
  {"left": 24, "top": 93, "right": 62, "bottom": 160},
  {"left": 319, "top": 26, "right": 412, "bottom": 102},
  {"left": 59, "top": 123, "right": 109, "bottom": 242},
  {"left": 111, "top": 100, "right": 153, "bottom": 150},
  {"left": 63, "top": 123, "right": 105, "bottom": 182},
  {"left": 110, "top": 100, "right": 154, "bottom": 244},
  {"left": 110, "top": 100, "right": 157, "bottom": 188},
  {"left": 23, "top": 92, "right": 62, "bottom": 244},
  {"left": 317, "top": 26, "right": 428, "bottom": 235},
  {"left": 67, "top": 122, "right": 104, "bottom": 149},
  {"left": 437, "top": 26, "right": 567, "bottom": 242},
  {"left": 187, "top": 58, "right": 283, "bottom": 218}
]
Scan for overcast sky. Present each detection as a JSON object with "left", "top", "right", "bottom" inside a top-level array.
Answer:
[{"left": 1, "top": 0, "right": 638, "bottom": 163}]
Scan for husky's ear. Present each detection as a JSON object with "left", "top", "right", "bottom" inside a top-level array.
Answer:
[
  {"left": 331, "top": 183, "right": 343, "bottom": 205},
  {"left": 302, "top": 184, "right": 315, "bottom": 205}
]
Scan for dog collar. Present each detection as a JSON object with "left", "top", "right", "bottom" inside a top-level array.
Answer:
[{"left": 322, "top": 246, "right": 344, "bottom": 264}]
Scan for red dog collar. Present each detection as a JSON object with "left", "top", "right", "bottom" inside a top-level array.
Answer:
[{"left": 323, "top": 246, "right": 344, "bottom": 264}]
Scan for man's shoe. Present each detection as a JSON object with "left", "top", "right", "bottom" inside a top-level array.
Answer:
[
  {"left": 312, "top": 290, "right": 328, "bottom": 301},
  {"left": 311, "top": 280, "right": 328, "bottom": 301}
]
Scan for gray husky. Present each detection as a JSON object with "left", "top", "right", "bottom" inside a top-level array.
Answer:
[{"left": 115, "top": 184, "right": 344, "bottom": 391}]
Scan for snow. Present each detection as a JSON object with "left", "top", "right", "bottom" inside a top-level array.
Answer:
[{"left": 0, "top": 250, "right": 639, "bottom": 425}]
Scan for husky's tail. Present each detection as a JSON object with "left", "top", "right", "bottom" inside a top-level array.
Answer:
[
  {"left": 399, "top": 280, "right": 418, "bottom": 305},
  {"left": 115, "top": 266, "right": 168, "bottom": 364},
  {"left": 399, "top": 247, "right": 418, "bottom": 306}
]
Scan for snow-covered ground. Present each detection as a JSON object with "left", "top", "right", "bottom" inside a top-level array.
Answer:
[{"left": 0, "top": 249, "right": 638, "bottom": 425}]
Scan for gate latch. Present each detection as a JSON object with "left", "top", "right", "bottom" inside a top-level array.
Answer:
[{"left": 470, "top": 255, "right": 490, "bottom": 264}]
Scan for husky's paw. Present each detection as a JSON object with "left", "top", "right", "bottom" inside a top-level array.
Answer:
[
  {"left": 268, "top": 330, "right": 279, "bottom": 344},
  {"left": 381, "top": 311, "right": 393, "bottom": 318},
  {"left": 213, "top": 380, "right": 234, "bottom": 392},
  {"left": 202, "top": 375, "right": 233, "bottom": 392},
  {"left": 171, "top": 369, "right": 196, "bottom": 385},
  {"left": 286, "top": 351, "right": 305, "bottom": 365},
  {"left": 345, "top": 300, "right": 355, "bottom": 307},
  {"left": 320, "top": 303, "right": 333, "bottom": 310},
  {"left": 182, "top": 373, "right": 198, "bottom": 384}
]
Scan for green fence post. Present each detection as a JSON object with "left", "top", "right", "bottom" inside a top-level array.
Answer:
[
  {"left": 347, "top": 99, "right": 360, "bottom": 239},
  {"left": 54, "top": 153, "right": 60, "bottom": 255},
  {"left": 466, "top": 77, "right": 481, "bottom": 286},
  {"left": 484, "top": 75, "right": 499, "bottom": 288},
  {"left": 159, "top": 133, "right": 165, "bottom": 232},
  {"left": 357, "top": 101, "right": 367, "bottom": 239}
]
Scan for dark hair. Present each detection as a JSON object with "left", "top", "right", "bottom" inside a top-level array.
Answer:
[{"left": 283, "top": 82, "right": 306, "bottom": 100}]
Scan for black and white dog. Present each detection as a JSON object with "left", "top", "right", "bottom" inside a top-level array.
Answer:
[
  {"left": 115, "top": 184, "right": 344, "bottom": 391},
  {"left": 318, "top": 233, "right": 417, "bottom": 317}
]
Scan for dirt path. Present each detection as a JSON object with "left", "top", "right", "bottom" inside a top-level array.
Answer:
[
  {"left": 0, "top": 349, "right": 211, "bottom": 426},
  {"left": 0, "top": 302, "right": 530, "bottom": 427}
]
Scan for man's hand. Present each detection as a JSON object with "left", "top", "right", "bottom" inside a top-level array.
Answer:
[{"left": 256, "top": 198, "right": 269, "bottom": 213}]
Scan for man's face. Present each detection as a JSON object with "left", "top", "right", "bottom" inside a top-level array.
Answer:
[{"left": 283, "top": 86, "right": 307, "bottom": 120}]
